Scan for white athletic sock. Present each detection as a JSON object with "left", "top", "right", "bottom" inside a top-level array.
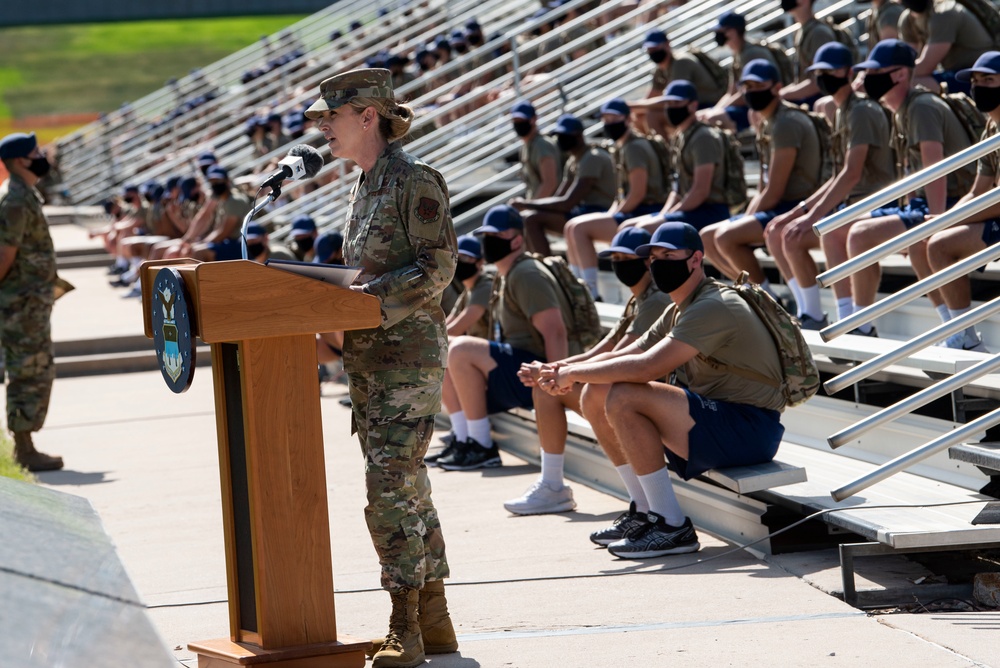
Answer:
[
  {"left": 637, "top": 467, "right": 684, "bottom": 527},
  {"left": 569, "top": 264, "right": 582, "bottom": 279},
  {"left": 800, "top": 283, "right": 823, "bottom": 321},
  {"left": 760, "top": 279, "right": 779, "bottom": 300},
  {"left": 949, "top": 307, "right": 979, "bottom": 343},
  {"left": 936, "top": 304, "right": 952, "bottom": 323},
  {"left": 787, "top": 278, "right": 803, "bottom": 317},
  {"left": 615, "top": 464, "right": 650, "bottom": 513},
  {"left": 468, "top": 418, "right": 492, "bottom": 448},
  {"left": 449, "top": 411, "right": 468, "bottom": 443},
  {"left": 836, "top": 297, "right": 853, "bottom": 322},
  {"left": 581, "top": 266, "right": 599, "bottom": 298},
  {"left": 540, "top": 451, "right": 565, "bottom": 488}
]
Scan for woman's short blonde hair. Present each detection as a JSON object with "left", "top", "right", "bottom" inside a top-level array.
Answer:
[{"left": 347, "top": 98, "right": 414, "bottom": 143}]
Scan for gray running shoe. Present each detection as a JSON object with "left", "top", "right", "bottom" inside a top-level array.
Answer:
[
  {"left": 607, "top": 512, "right": 700, "bottom": 559},
  {"left": 589, "top": 501, "right": 647, "bottom": 547}
]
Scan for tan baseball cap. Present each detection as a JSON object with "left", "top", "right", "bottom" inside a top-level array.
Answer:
[{"left": 304, "top": 68, "right": 395, "bottom": 120}]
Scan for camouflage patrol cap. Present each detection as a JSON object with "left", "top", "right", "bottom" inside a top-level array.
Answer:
[{"left": 304, "top": 68, "right": 395, "bottom": 120}]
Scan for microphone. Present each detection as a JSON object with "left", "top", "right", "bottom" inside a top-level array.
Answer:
[{"left": 259, "top": 144, "right": 325, "bottom": 191}]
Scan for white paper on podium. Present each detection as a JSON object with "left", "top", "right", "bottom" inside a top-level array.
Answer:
[{"left": 265, "top": 259, "right": 363, "bottom": 288}]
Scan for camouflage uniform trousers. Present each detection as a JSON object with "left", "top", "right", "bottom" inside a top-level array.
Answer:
[
  {"left": 0, "top": 294, "right": 54, "bottom": 433},
  {"left": 348, "top": 367, "right": 450, "bottom": 591}
]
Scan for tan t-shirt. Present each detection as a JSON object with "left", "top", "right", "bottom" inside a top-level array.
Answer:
[
  {"left": 870, "top": 1, "right": 905, "bottom": 49},
  {"left": 520, "top": 134, "right": 563, "bottom": 198},
  {"left": 614, "top": 133, "right": 667, "bottom": 206},
  {"left": 498, "top": 255, "right": 575, "bottom": 359},
  {"left": 653, "top": 52, "right": 726, "bottom": 105},
  {"left": 214, "top": 190, "right": 253, "bottom": 240},
  {"left": 565, "top": 146, "right": 617, "bottom": 209},
  {"left": 898, "top": 2, "right": 992, "bottom": 71},
  {"left": 838, "top": 94, "right": 896, "bottom": 202},
  {"left": 637, "top": 277, "right": 785, "bottom": 411},
  {"left": 673, "top": 123, "right": 728, "bottom": 206},
  {"left": 731, "top": 42, "right": 780, "bottom": 88},
  {"left": 896, "top": 89, "right": 976, "bottom": 198},
  {"left": 449, "top": 268, "right": 495, "bottom": 339},
  {"left": 759, "top": 103, "right": 823, "bottom": 203},
  {"left": 976, "top": 120, "right": 1000, "bottom": 181},
  {"left": 795, "top": 19, "right": 836, "bottom": 81}
]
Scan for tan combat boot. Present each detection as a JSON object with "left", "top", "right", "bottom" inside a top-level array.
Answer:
[
  {"left": 12, "top": 431, "right": 63, "bottom": 472},
  {"left": 367, "top": 580, "right": 459, "bottom": 657},
  {"left": 372, "top": 587, "right": 424, "bottom": 668}
]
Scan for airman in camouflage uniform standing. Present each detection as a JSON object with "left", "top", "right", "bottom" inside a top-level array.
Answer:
[
  {"left": 306, "top": 69, "right": 458, "bottom": 668},
  {"left": 0, "top": 132, "right": 63, "bottom": 471}
]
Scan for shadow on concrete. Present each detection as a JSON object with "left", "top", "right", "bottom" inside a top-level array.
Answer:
[
  {"left": 425, "top": 653, "right": 481, "bottom": 666},
  {"left": 36, "top": 470, "right": 113, "bottom": 486}
]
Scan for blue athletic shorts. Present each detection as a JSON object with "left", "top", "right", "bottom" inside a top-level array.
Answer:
[
  {"left": 982, "top": 219, "right": 1000, "bottom": 247},
  {"left": 485, "top": 341, "right": 542, "bottom": 414},
  {"left": 662, "top": 389, "right": 784, "bottom": 480},
  {"left": 934, "top": 70, "right": 971, "bottom": 96},
  {"left": 725, "top": 105, "right": 750, "bottom": 132},
  {"left": 744, "top": 199, "right": 798, "bottom": 227},
  {"left": 786, "top": 93, "right": 823, "bottom": 110},
  {"left": 612, "top": 203, "right": 664, "bottom": 225},
  {"left": 208, "top": 237, "right": 243, "bottom": 261},
  {"left": 661, "top": 202, "right": 733, "bottom": 231},
  {"left": 565, "top": 204, "right": 608, "bottom": 220},
  {"left": 870, "top": 196, "right": 960, "bottom": 230}
]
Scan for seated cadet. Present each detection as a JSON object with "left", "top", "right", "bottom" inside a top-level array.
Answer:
[
  {"left": 511, "top": 100, "right": 562, "bottom": 200},
  {"left": 313, "top": 231, "right": 348, "bottom": 381},
  {"left": 846, "top": 39, "right": 976, "bottom": 332},
  {"left": 898, "top": 0, "right": 993, "bottom": 95},
  {"left": 509, "top": 113, "right": 616, "bottom": 256},
  {"left": 781, "top": 0, "right": 838, "bottom": 108},
  {"left": 444, "top": 234, "right": 494, "bottom": 339},
  {"left": 166, "top": 166, "right": 253, "bottom": 262},
  {"left": 626, "top": 81, "right": 735, "bottom": 233},
  {"left": 867, "top": 0, "right": 905, "bottom": 50},
  {"left": 926, "top": 51, "right": 1000, "bottom": 352},
  {"left": 631, "top": 29, "right": 727, "bottom": 137},
  {"left": 700, "top": 11, "right": 784, "bottom": 133},
  {"left": 505, "top": 228, "right": 671, "bottom": 515},
  {"left": 438, "top": 206, "right": 571, "bottom": 471},
  {"left": 765, "top": 43, "right": 896, "bottom": 331},
  {"left": 701, "top": 59, "right": 823, "bottom": 299},
  {"left": 564, "top": 98, "right": 667, "bottom": 299},
  {"left": 287, "top": 215, "right": 318, "bottom": 262},
  {"left": 537, "top": 223, "right": 786, "bottom": 558}
]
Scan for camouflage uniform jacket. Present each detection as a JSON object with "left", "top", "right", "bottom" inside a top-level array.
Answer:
[
  {"left": 0, "top": 173, "right": 55, "bottom": 304},
  {"left": 343, "top": 141, "right": 457, "bottom": 372}
]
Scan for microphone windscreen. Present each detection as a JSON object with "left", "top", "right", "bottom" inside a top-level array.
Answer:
[{"left": 288, "top": 144, "right": 325, "bottom": 178}]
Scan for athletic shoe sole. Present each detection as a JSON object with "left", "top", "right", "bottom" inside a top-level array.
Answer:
[
  {"left": 439, "top": 457, "right": 502, "bottom": 471},
  {"left": 503, "top": 500, "right": 577, "bottom": 515},
  {"left": 607, "top": 542, "right": 701, "bottom": 559}
]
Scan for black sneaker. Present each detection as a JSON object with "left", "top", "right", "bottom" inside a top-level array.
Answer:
[
  {"left": 798, "top": 313, "right": 829, "bottom": 331},
  {"left": 589, "top": 501, "right": 647, "bottom": 547},
  {"left": 425, "top": 434, "right": 459, "bottom": 467},
  {"left": 439, "top": 438, "right": 502, "bottom": 471},
  {"left": 607, "top": 512, "right": 700, "bottom": 559}
]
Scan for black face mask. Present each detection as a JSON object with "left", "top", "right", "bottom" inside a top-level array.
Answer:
[
  {"left": 648, "top": 50, "right": 668, "bottom": 64},
  {"left": 513, "top": 120, "right": 533, "bottom": 137},
  {"left": 666, "top": 106, "right": 691, "bottom": 127},
  {"left": 455, "top": 261, "right": 479, "bottom": 281},
  {"left": 603, "top": 121, "right": 628, "bottom": 141},
  {"left": 210, "top": 182, "right": 228, "bottom": 196},
  {"left": 292, "top": 236, "right": 315, "bottom": 256},
  {"left": 468, "top": 34, "right": 483, "bottom": 46},
  {"left": 419, "top": 61, "right": 433, "bottom": 72},
  {"left": 612, "top": 258, "right": 647, "bottom": 287},
  {"left": 901, "top": 0, "right": 929, "bottom": 12},
  {"left": 780, "top": 0, "right": 798, "bottom": 11},
  {"left": 28, "top": 157, "right": 51, "bottom": 178},
  {"left": 649, "top": 255, "right": 694, "bottom": 293},
  {"left": 481, "top": 235, "right": 514, "bottom": 263},
  {"left": 973, "top": 85, "right": 1000, "bottom": 113},
  {"left": 816, "top": 73, "right": 849, "bottom": 97},
  {"left": 743, "top": 88, "right": 775, "bottom": 111},
  {"left": 246, "top": 242, "right": 266, "bottom": 258},
  {"left": 328, "top": 254, "right": 344, "bottom": 265},
  {"left": 862, "top": 70, "right": 898, "bottom": 101},
  {"left": 714, "top": 31, "right": 728, "bottom": 47},
  {"left": 455, "top": 44, "right": 468, "bottom": 55},
  {"left": 556, "top": 134, "right": 579, "bottom": 152}
]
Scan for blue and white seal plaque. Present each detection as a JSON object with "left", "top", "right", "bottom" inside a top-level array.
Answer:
[{"left": 151, "top": 267, "right": 196, "bottom": 393}]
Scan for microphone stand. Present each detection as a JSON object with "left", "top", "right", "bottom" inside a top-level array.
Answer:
[{"left": 240, "top": 183, "right": 282, "bottom": 261}]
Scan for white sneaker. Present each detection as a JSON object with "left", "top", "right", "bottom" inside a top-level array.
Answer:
[{"left": 503, "top": 479, "right": 576, "bottom": 515}]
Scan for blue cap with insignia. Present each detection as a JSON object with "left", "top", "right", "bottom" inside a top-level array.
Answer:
[
  {"left": 0, "top": 132, "right": 38, "bottom": 159},
  {"left": 473, "top": 205, "right": 523, "bottom": 234}
]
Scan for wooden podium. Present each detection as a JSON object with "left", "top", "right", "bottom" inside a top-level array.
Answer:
[{"left": 140, "top": 259, "right": 380, "bottom": 668}]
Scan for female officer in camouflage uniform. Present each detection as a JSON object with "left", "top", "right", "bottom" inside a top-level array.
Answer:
[{"left": 304, "top": 69, "right": 458, "bottom": 668}]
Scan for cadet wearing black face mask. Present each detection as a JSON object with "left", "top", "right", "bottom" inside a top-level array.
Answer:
[
  {"left": 924, "top": 51, "right": 1000, "bottom": 354},
  {"left": 441, "top": 234, "right": 494, "bottom": 343},
  {"left": 171, "top": 164, "right": 254, "bottom": 263},
  {"left": 510, "top": 100, "right": 562, "bottom": 200},
  {"left": 509, "top": 113, "right": 616, "bottom": 255},
  {"left": 781, "top": 0, "right": 837, "bottom": 108}
]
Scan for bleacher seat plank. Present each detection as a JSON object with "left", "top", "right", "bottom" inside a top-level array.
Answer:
[
  {"left": 701, "top": 461, "right": 807, "bottom": 494},
  {"left": 801, "top": 329, "right": 987, "bottom": 376},
  {"left": 949, "top": 442, "right": 1000, "bottom": 473}
]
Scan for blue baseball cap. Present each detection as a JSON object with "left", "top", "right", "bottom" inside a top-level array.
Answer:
[
  {"left": 0, "top": 132, "right": 37, "bottom": 159},
  {"left": 245, "top": 223, "right": 267, "bottom": 240},
  {"left": 740, "top": 59, "right": 780, "bottom": 84},
  {"left": 598, "top": 227, "right": 652, "bottom": 258},
  {"left": 636, "top": 222, "right": 703, "bottom": 257},
  {"left": 807, "top": 42, "right": 854, "bottom": 72},
  {"left": 957, "top": 50, "right": 1000, "bottom": 82},
  {"left": 600, "top": 97, "right": 631, "bottom": 117},
  {"left": 457, "top": 234, "right": 483, "bottom": 259},
  {"left": 510, "top": 100, "right": 537, "bottom": 120},
  {"left": 551, "top": 113, "right": 584, "bottom": 135},
  {"left": 465, "top": 19, "right": 482, "bottom": 32},
  {"left": 854, "top": 39, "right": 917, "bottom": 71},
  {"left": 313, "top": 231, "right": 344, "bottom": 263},
  {"left": 205, "top": 165, "right": 228, "bottom": 181},
  {"left": 196, "top": 151, "right": 217, "bottom": 166},
  {"left": 713, "top": 11, "right": 746, "bottom": 33},
  {"left": 291, "top": 215, "right": 316, "bottom": 236},
  {"left": 642, "top": 30, "right": 668, "bottom": 50},
  {"left": 473, "top": 205, "right": 523, "bottom": 234},
  {"left": 661, "top": 79, "right": 698, "bottom": 103}
]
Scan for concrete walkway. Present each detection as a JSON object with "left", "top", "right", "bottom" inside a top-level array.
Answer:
[{"left": 9, "top": 229, "right": 998, "bottom": 667}]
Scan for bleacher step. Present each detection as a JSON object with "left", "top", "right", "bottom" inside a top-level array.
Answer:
[
  {"left": 701, "top": 461, "right": 807, "bottom": 494},
  {"left": 949, "top": 442, "right": 1000, "bottom": 474},
  {"left": 55, "top": 346, "right": 211, "bottom": 378}
]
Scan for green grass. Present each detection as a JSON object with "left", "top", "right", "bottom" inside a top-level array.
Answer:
[
  {"left": 0, "top": 432, "right": 34, "bottom": 483},
  {"left": 0, "top": 15, "right": 308, "bottom": 120}
]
